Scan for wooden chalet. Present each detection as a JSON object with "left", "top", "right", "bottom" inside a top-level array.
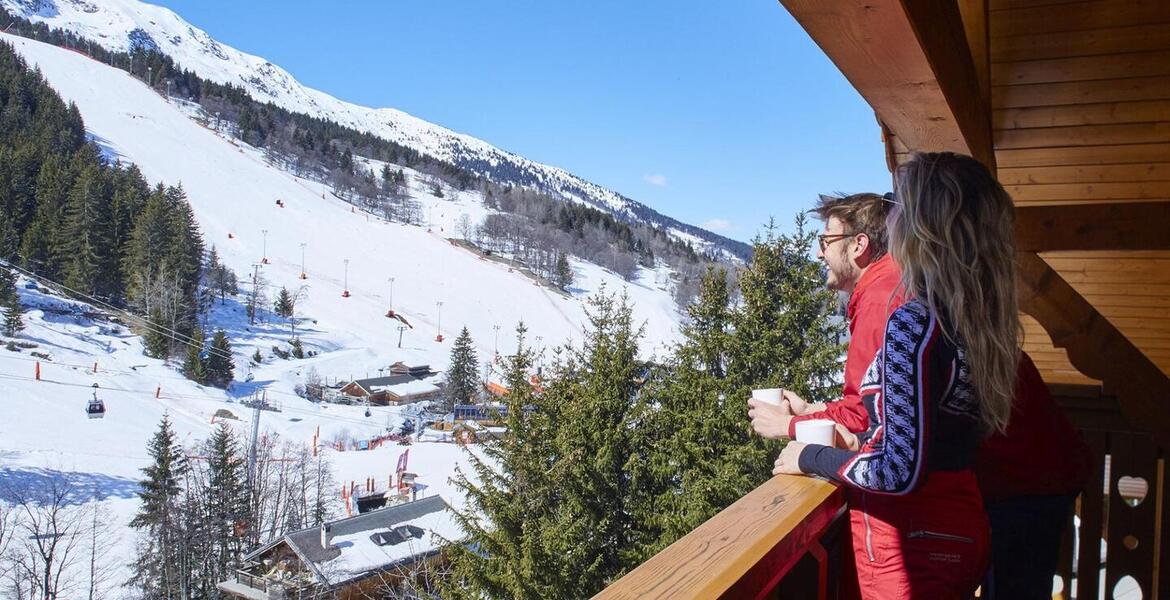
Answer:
[
  {"left": 597, "top": 1, "right": 1170, "bottom": 599},
  {"left": 338, "top": 364, "right": 442, "bottom": 406},
  {"left": 218, "top": 496, "right": 459, "bottom": 600}
]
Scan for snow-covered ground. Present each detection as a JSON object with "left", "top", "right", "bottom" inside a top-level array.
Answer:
[{"left": 0, "top": 31, "right": 683, "bottom": 597}]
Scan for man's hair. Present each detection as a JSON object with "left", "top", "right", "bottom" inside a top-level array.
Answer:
[{"left": 808, "top": 192, "right": 891, "bottom": 259}]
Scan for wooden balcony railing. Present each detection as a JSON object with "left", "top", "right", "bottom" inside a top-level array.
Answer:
[
  {"left": 597, "top": 387, "right": 1167, "bottom": 600},
  {"left": 594, "top": 475, "right": 848, "bottom": 600}
]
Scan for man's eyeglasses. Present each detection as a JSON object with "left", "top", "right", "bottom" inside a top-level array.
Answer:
[
  {"left": 882, "top": 192, "right": 902, "bottom": 205},
  {"left": 817, "top": 233, "right": 854, "bottom": 252}
]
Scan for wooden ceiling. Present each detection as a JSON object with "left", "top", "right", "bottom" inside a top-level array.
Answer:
[
  {"left": 989, "top": 0, "right": 1170, "bottom": 385},
  {"left": 780, "top": 0, "right": 1170, "bottom": 435}
]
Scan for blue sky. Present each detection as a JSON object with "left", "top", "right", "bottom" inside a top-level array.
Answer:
[{"left": 150, "top": 0, "right": 892, "bottom": 242}]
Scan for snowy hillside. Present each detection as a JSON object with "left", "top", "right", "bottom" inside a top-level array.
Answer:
[
  {"left": 0, "top": 0, "right": 749, "bottom": 260},
  {"left": 0, "top": 31, "right": 684, "bottom": 597}
]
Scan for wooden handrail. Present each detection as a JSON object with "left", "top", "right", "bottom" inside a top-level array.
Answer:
[{"left": 594, "top": 475, "right": 844, "bottom": 599}]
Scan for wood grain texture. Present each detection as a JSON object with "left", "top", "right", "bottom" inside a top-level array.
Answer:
[
  {"left": 991, "top": 22, "right": 1170, "bottom": 62},
  {"left": 1017, "top": 251, "right": 1170, "bottom": 445},
  {"left": 592, "top": 476, "right": 842, "bottom": 600}
]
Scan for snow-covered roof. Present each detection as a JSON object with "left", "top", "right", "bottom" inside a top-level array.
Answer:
[
  {"left": 248, "top": 496, "right": 461, "bottom": 588},
  {"left": 371, "top": 378, "right": 440, "bottom": 398}
]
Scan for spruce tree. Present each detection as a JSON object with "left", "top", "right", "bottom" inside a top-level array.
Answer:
[
  {"left": 2, "top": 298, "right": 22, "bottom": 336},
  {"left": 182, "top": 325, "right": 205, "bottom": 384},
  {"left": 203, "top": 424, "right": 249, "bottom": 591},
  {"left": 554, "top": 252, "right": 573, "bottom": 291},
  {"left": 728, "top": 215, "right": 844, "bottom": 401},
  {"left": 445, "top": 324, "right": 561, "bottom": 600},
  {"left": 61, "top": 163, "right": 113, "bottom": 296},
  {"left": 273, "top": 286, "right": 294, "bottom": 319},
  {"left": 627, "top": 217, "right": 844, "bottom": 562},
  {"left": 541, "top": 290, "right": 644, "bottom": 594},
  {"left": 446, "top": 291, "right": 647, "bottom": 599},
  {"left": 443, "top": 326, "right": 480, "bottom": 411},
  {"left": 205, "top": 329, "right": 235, "bottom": 388},
  {"left": 142, "top": 309, "right": 171, "bottom": 359},
  {"left": 129, "top": 416, "right": 188, "bottom": 599}
]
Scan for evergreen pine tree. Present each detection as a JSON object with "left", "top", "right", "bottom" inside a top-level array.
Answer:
[
  {"left": 129, "top": 416, "right": 188, "bottom": 599},
  {"left": 554, "top": 252, "right": 573, "bottom": 291},
  {"left": 203, "top": 424, "right": 249, "bottom": 591},
  {"left": 205, "top": 329, "right": 235, "bottom": 388},
  {"left": 727, "top": 215, "right": 844, "bottom": 401},
  {"left": 61, "top": 163, "right": 113, "bottom": 296},
  {"left": 0, "top": 268, "right": 23, "bottom": 337},
  {"left": 273, "top": 286, "right": 294, "bottom": 319},
  {"left": 141, "top": 309, "right": 170, "bottom": 359},
  {"left": 443, "top": 326, "right": 480, "bottom": 411},
  {"left": 626, "top": 217, "right": 843, "bottom": 561},
  {"left": 0, "top": 267, "right": 17, "bottom": 307},
  {"left": 445, "top": 324, "right": 562, "bottom": 600},
  {"left": 182, "top": 325, "right": 206, "bottom": 384},
  {"left": 540, "top": 290, "right": 644, "bottom": 594},
  {"left": 289, "top": 337, "right": 305, "bottom": 359},
  {"left": 446, "top": 291, "right": 647, "bottom": 599}
]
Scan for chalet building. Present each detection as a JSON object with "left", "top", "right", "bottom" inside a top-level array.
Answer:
[
  {"left": 218, "top": 496, "right": 460, "bottom": 600},
  {"left": 337, "top": 363, "right": 442, "bottom": 406}
]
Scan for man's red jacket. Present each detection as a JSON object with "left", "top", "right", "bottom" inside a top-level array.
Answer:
[
  {"left": 788, "top": 253, "right": 903, "bottom": 436},
  {"left": 788, "top": 253, "right": 1088, "bottom": 499}
]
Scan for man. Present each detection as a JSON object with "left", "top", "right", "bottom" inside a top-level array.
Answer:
[
  {"left": 748, "top": 192, "right": 899, "bottom": 600},
  {"left": 748, "top": 192, "right": 902, "bottom": 440}
]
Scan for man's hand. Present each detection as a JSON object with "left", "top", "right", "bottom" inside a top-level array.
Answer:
[
  {"left": 773, "top": 441, "right": 806, "bottom": 475},
  {"left": 748, "top": 398, "right": 793, "bottom": 439}
]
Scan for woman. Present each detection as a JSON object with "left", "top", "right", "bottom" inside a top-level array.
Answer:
[{"left": 774, "top": 152, "right": 1020, "bottom": 599}]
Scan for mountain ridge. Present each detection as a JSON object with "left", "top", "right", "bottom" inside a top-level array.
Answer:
[{"left": 0, "top": 0, "right": 750, "bottom": 260}]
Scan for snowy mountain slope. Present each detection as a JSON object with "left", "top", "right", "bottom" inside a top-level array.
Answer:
[
  {"left": 0, "top": 0, "right": 750, "bottom": 260},
  {"left": 0, "top": 32, "right": 682, "bottom": 361},
  {"left": 0, "top": 31, "right": 683, "bottom": 597}
]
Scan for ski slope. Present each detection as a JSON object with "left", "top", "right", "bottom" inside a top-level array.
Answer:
[
  {"left": 0, "top": 0, "right": 749, "bottom": 260},
  {"left": 0, "top": 32, "right": 682, "bottom": 597}
]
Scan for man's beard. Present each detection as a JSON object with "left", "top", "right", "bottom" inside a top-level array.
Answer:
[{"left": 826, "top": 248, "right": 859, "bottom": 293}]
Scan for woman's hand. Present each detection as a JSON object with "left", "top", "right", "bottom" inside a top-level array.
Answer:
[
  {"left": 834, "top": 423, "right": 860, "bottom": 451},
  {"left": 748, "top": 398, "right": 793, "bottom": 439},
  {"left": 782, "top": 390, "right": 827, "bottom": 416},
  {"left": 773, "top": 441, "right": 806, "bottom": 475}
]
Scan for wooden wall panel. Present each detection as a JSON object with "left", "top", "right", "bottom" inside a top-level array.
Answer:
[
  {"left": 990, "top": 0, "right": 1170, "bottom": 38},
  {"left": 991, "top": 22, "right": 1170, "bottom": 61},
  {"left": 992, "top": 76, "right": 1170, "bottom": 109}
]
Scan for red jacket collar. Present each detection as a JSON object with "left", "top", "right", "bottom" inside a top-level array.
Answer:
[{"left": 847, "top": 253, "right": 902, "bottom": 320}]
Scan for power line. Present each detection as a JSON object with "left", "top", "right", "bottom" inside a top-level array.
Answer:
[{"left": 1, "top": 259, "right": 235, "bottom": 363}]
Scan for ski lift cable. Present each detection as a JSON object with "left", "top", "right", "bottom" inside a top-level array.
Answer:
[
  {"left": 0, "top": 372, "right": 402, "bottom": 429},
  {"left": 0, "top": 259, "right": 234, "bottom": 362},
  {"left": 1, "top": 259, "right": 236, "bottom": 363},
  {"left": 4, "top": 351, "right": 410, "bottom": 426}
]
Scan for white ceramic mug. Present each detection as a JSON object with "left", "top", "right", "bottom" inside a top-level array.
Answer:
[
  {"left": 751, "top": 388, "right": 784, "bottom": 406},
  {"left": 794, "top": 419, "right": 836, "bottom": 446}
]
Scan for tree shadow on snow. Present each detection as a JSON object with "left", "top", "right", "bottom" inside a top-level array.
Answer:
[{"left": 0, "top": 467, "right": 140, "bottom": 505}]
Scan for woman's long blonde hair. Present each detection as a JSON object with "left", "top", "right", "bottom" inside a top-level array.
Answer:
[{"left": 890, "top": 152, "right": 1020, "bottom": 435}]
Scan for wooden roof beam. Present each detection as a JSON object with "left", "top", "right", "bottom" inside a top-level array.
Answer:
[
  {"left": 1018, "top": 251, "right": 1170, "bottom": 444},
  {"left": 1016, "top": 202, "right": 1170, "bottom": 252},
  {"left": 780, "top": 0, "right": 994, "bottom": 168}
]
